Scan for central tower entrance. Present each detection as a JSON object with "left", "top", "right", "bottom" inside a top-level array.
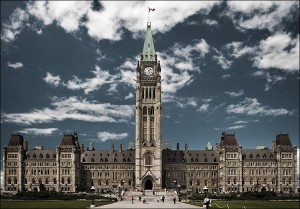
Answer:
[
  {"left": 144, "top": 179, "right": 153, "bottom": 190},
  {"left": 135, "top": 22, "right": 162, "bottom": 191}
]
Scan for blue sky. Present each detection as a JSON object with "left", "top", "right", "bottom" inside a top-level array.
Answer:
[{"left": 1, "top": 1, "right": 299, "bottom": 157}]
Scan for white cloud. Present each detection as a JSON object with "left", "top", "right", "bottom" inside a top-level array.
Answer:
[
  {"left": 252, "top": 33, "right": 299, "bottom": 72},
  {"left": 225, "top": 41, "right": 254, "bottom": 58},
  {"left": 43, "top": 72, "right": 61, "bottom": 87},
  {"left": 7, "top": 62, "right": 23, "bottom": 69},
  {"left": 177, "top": 97, "right": 198, "bottom": 108},
  {"left": 222, "top": 74, "right": 231, "bottom": 79},
  {"left": 203, "top": 19, "right": 218, "bottom": 26},
  {"left": 227, "top": 125, "right": 246, "bottom": 130},
  {"left": 19, "top": 128, "right": 58, "bottom": 136},
  {"left": 119, "top": 58, "right": 137, "bottom": 88},
  {"left": 233, "top": 120, "right": 248, "bottom": 124},
  {"left": 125, "top": 92, "right": 134, "bottom": 100},
  {"left": 226, "top": 97, "right": 293, "bottom": 116},
  {"left": 1, "top": 8, "right": 29, "bottom": 42},
  {"left": 251, "top": 71, "right": 286, "bottom": 91},
  {"left": 85, "top": 1, "right": 220, "bottom": 41},
  {"left": 2, "top": 1, "right": 220, "bottom": 42},
  {"left": 158, "top": 39, "right": 210, "bottom": 95},
  {"left": 198, "top": 104, "right": 210, "bottom": 113},
  {"left": 225, "top": 90, "right": 244, "bottom": 97},
  {"left": 65, "top": 65, "right": 118, "bottom": 94},
  {"left": 213, "top": 51, "right": 232, "bottom": 70},
  {"left": 1, "top": 96, "right": 134, "bottom": 125},
  {"left": 226, "top": 1, "right": 298, "bottom": 32},
  {"left": 97, "top": 131, "right": 128, "bottom": 142},
  {"left": 27, "top": 1, "right": 91, "bottom": 33}
]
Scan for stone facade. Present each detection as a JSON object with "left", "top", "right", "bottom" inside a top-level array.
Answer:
[{"left": 2, "top": 22, "right": 298, "bottom": 194}]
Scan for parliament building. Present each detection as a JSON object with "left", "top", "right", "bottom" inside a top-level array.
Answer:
[{"left": 3, "top": 22, "right": 298, "bottom": 195}]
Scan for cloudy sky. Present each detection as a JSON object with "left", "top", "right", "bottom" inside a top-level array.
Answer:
[{"left": 1, "top": 1, "right": 299, "bottom": 158}]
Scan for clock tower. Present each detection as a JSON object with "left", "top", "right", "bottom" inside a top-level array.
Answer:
[{"left": 135, "top": 22, "right": 162, "bottom": 191}]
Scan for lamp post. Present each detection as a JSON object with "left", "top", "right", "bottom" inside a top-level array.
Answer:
[{"left": 203, "top": 186, "right": 208, "bottom": 197}]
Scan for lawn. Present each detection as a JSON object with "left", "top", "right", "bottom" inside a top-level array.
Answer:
[
  {"left": 189, "top": 200, "right": 300, "bottom": 209},
  {"left": 0, "top": 200, "right": 113, "bottom": 209}
]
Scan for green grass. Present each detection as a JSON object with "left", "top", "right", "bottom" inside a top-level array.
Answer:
[
  {"left": 0, "top": 200, "right": 113, "bottom": 209},
  {"left": 189, "top": 200, "right": 300, "bottom": 209}
]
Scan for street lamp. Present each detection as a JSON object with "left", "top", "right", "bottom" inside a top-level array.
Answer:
[{"left": 203, "top": 186, "right": 208, "bottom": 197}]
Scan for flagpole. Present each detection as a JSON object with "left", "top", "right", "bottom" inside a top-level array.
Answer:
[{"left": 148, "top": 9, "right": 150, "bottom": 24}]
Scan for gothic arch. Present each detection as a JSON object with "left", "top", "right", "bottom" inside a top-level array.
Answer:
[
  {"left": 142, "top": 176, "right": 155, "bottom": 190},
  {"left": 143, "top": 151, "right": 154, "bottom": 166}
]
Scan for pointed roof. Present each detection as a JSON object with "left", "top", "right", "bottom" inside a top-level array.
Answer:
[{"left": 142, "top": 23, "right": 155, "bottom": 61}]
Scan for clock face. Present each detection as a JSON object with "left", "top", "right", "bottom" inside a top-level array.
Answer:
[{"left": 144, "top": 67, "right": 154, "bottom": 76}]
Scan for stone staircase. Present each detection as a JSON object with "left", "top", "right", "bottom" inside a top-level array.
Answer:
[{"left": 122, "top": 189, "right": 178, "bottom": 203}]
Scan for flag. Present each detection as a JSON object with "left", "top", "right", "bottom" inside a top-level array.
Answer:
[{"left": 148, "top": 7, "right": 155, "bottom": 12}]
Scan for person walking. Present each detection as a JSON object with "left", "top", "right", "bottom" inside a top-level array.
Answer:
[
  {"left": 162, "top": 195, "right": 165, "bottom": 203},
  {"left": 173, "top": 197, "right": 176, "bottom": 204},
  {"left": 131, "top": 195, "right": 134, "bottom": 204}
]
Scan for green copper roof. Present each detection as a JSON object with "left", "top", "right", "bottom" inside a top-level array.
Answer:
[{"left": 142, "top": 23, "right": 156, "bottom": 61}]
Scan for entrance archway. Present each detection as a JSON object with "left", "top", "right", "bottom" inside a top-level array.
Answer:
[
  {"left": 144, "top": 179, "right": 153, "bottom": 190},
  {"left": 261, "top": 187, "right": 266, "bottom": 192}
]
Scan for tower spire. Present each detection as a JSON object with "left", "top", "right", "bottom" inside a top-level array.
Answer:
[{"left": 142, "top": 22, "right": 155, "bottom": 61}]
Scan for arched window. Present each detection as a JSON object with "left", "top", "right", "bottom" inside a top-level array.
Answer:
[
  {"left": 145, "top": 153, "right": 152, "bottom": 166},
  {"left": 32, "top": 178, "right": 35, "bottom": 184},
  {"left": 39, "top": 178, "right": 42, "bottom": 184},
  {"left": 106, "top": 180, "right": 109, "bottom": 186},
  {"left": 24, "top": 178, "right": 27, "bottom": 184},
  {"left": 61, "top": 177, "right": 65, "bottom": 184},
  {"left": 39, "top": 154, "right": 43, "bottom": 158},
  {"left": 234, "top": 178, "right": 236, "bottom": 184},
  {"left": 45, "top": 178, "right": 49, "bottom": 184},
  {"left": 288, "top": 178, "right": 292, "bottom": 184},
  {"left": 33, "top": 153, "right": 36, "bottom": 158},
  {"left": 272, "top": 178, "right": 275, "bottom": 185},
  {"left": 14, "top": 177, "right": 17, "bottom": 184},
  {"left": 282, "top": 178, "right": 286, "bottom": 184},
  {"left": 82, "top": 158, "right": 86, "bottom": 162},
  {"left": 197, "top": 180, "right": 200, "bottom": 186},
  {"left": 8, "top": 178, "right": 11, "bottom": 184},
  {"left": 250, "top": 178, "right": 253, "bottom": 185},
  {"left": 143, "top": 106, "right": 147, "bottom": 115},
  {"left": 227, "top": 178, "right": 230, "bottom": 185},
  {"left": 67, "top": 177, "right": 71, "bottom": 184},
  {"left": 189, "top": 180, "right": 192, "bottom": 186},
  {"left": 205, "top": 180, "right": 208, "bottom": 186},
  {"left": 46, "top": 153, "right": 50, "bottom": 159},
  {"left": 91, "top": 158, "right": 94, "bottom": 162},
  {"left": 54, "top": 178, "right": 57, "bottom": 184},
  {"left": 150, "top": 106, "right": 154, "bottom": 115},
  {"left": 53, "top": 154, "right": 56, "bottom": 159}
]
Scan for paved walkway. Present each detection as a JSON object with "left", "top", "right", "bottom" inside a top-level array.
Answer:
[{"left": 94, "top": 200, "right": 203, "bottom": 208}]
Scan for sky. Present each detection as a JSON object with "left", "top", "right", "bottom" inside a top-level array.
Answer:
[{"left": 1, "top": 0, "right": 299, "bottom": 164}]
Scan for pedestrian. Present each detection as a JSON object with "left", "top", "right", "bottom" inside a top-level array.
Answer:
[
  {"left": 204, "top": 197, "right": 211, "bottom": 209},
  {"left": 131, "top": 195, "right": 134, "bottom": 204},
  {"left": 139, "top": 196, "right": 141, "bottom": 201},
  {"left": 162, "top": 195, "right": 165, "bottom": 203},
  {"left": 173, "top": 197, "right": 176, "bottom": 204}
]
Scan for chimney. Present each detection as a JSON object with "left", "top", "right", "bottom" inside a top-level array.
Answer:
[
  {"left": 111, "top": 144, "right": 114, "bottom": 153},
  {"left": 185, "top": 143, "right": 188, "bottom": 152},
  {"left": 176, "top": 143, "right": 180, "bottom": 151},
  {"left": 119, "top": 144, "right": 123, "bottom": 153}
]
